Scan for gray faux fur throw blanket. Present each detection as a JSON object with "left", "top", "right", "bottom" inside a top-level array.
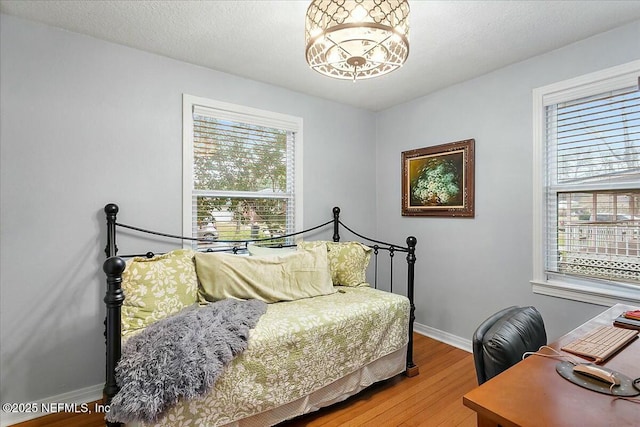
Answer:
[{"left": 106, "top": 298, "right": 267, "bottom": 424}]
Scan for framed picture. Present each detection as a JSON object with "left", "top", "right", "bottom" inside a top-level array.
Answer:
[{"left": 401, "top": 139, "right": 475, "bottom": 217}]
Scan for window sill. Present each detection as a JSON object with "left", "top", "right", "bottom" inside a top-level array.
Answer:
[{"left": 531, "top": 279, "right": 640, "bottom": 307}]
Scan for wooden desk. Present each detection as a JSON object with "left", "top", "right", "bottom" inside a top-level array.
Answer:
[{"left": 463, "top": 304, "right": 640, "bottom": 427}]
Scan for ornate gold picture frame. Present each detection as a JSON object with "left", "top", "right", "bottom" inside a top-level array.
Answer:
[{"left": 402, "top": 139, "right": 475, "bottom": 217}]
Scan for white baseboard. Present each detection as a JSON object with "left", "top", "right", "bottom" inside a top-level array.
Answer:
[
  {"left": 414, "top": 322, "right": 472, "bottom": 353},
  {"left": 0, "top": 383, "right": 103, "bottom": 427}
]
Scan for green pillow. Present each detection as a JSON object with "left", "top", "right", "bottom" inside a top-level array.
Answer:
[
  {"left": 247, "top": 243, "right": 297, "bottom": 256},
  {"left": 297, "top": 241, "right": 372, "bottom": 287},
  {"left": 195, "top": 245, "right": 335, "bottom": 303},
  {"left": 121, "top": 249, "right": 198, "bottom": 337}
]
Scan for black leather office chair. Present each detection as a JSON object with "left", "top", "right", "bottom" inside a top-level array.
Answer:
[{"left": 472, "top": 306, "right": 547, "bottom": 385}]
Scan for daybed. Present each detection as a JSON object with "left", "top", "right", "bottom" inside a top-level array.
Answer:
[{"left": 102, "top": 204, "right": 418, "bottom": 427}]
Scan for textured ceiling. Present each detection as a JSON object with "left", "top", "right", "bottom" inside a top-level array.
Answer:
[{"left": 2, "top": 0, "right": 640, "bottom": 111}]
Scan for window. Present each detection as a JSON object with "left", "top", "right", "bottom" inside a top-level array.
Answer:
[
  {"left": 532, "top": 61, "right": 640, "bottom": 305},
  {"left": 182, "top": 95, "right": 303, "bottom": 249}
]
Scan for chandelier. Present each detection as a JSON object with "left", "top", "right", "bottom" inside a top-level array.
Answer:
[{"left": 305, "top": 0, "right": 410, "bottom": 81}]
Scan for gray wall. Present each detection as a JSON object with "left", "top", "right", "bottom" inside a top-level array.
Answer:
[
  {"left": 375, "top": 20, "right": 640, "bottom": 343},
  {"left": 0, "top": 14, "right": 376, "bottom": 408}
]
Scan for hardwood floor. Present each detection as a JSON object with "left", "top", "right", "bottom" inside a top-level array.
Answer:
[{"left": 12, "top": 334, "right": 478, "bottom": 427}]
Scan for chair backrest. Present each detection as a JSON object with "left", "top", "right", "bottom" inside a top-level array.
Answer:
[{"left": 472, "top": 306, "right": 547, "bottom": 385}]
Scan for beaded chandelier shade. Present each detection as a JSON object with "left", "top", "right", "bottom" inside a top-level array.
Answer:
[{"left": 305, "top": 0, "right": 410, "bottom": 81}]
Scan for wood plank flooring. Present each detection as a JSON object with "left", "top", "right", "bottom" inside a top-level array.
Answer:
[{"left": 12, "top": 334, "right": 478, "bottom": 427}]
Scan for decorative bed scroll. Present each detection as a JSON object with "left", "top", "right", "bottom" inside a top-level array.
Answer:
[{"left": 102, "top": 204, "right": 417, "bottom": 427}]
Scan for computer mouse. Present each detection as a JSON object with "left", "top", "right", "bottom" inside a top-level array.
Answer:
[{"left": 573, "top": 364, "right": 620, "bottom": 386}]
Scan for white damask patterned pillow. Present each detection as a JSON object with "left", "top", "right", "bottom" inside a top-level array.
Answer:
[
  {"left": 121, "top": 249, "right": 198, "bottom": 338},
  {"left": 297, "top": 241, "right": 372, "bottom": 287}
]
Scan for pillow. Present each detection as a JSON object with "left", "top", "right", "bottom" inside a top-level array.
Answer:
[
  {"left": 195, "top": 245, "right": 335, "bottom": 303},
  {"left": 247, "top": 243, "right": 297, "bottom": 257},
  {"left": 121, "top": 249, "right": 198, "bottom": 337},
  {"left": 297, "top": 241, "right": 372, "bottom": 287}
]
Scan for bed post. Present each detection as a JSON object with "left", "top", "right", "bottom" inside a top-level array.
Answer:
[
  {"left": 332, "top": 206, "right": 340, "bottom": 242},
  {"left": 103, "top": 204, "right": 125, "bottom": 426},
  {"left": 405, "top": 236, "right": 419, "bottom": 377},
  {"left": 104, "top": 203, "right": 119, "bottom": 258},
  {"left": 103, "top": 257, "right": 125, "bottom": 424}
]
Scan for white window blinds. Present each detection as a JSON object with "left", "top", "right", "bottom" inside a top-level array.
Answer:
[
  {"left": 545, "top": 83, "right": 640, "bottom": 284},
  {"left": 183, "top": 97, "right": 301, "bottom": 249},
  {"left": 547, "top": 86, "right": 640, "bottom": 188}
]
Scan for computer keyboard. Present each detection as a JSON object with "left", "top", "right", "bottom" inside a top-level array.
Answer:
[{"left": 561, "top": 326, "right": 638, "bottom": 364}]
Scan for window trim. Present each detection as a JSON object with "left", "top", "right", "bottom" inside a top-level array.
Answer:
[
  {"left": 182, "top": 94, "right": 303, "bottom": 245},
  {"left": 532, "top": 60, "right": 640, "bottom": 306}
]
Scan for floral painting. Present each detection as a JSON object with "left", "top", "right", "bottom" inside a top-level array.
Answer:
[{"left": 402, "top": 139, "right": 475, "bottom": 217}]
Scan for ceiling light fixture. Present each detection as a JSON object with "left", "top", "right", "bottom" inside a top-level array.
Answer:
[{"left": 305, "top": 0, "right": 410, "bottom": 82}]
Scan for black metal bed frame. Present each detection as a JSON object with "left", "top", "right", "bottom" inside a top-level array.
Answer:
[{"left": 102, "top": 203, "right": 417, "bottom": 426}]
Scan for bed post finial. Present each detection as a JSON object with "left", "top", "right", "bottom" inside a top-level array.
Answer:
[
  {"left": 104, "top": 203, "right": 119, "bottom": 215},
  {"left": 332, "top": 207, "right": 340, "bottom": 242},
  {"left": 104, "top": 203, "right": 119, "bottom": 258},
  {"left": 405, "top": 236, "right": 419, "bottom": 377},
  {"left": 103, "top": 256, "right": 126, "bottom": 421}
]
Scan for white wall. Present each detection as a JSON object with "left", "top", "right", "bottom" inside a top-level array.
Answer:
[
  {"left": 375, "top": 20, "right": 640, "bottom": 343},
  {"left": 0, "top": 13, "right": 377, "bottom": 415}
]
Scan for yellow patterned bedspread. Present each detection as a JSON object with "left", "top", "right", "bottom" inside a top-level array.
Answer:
[{"left": 144, "top": 286, "right": 410, "bottom": 427}]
